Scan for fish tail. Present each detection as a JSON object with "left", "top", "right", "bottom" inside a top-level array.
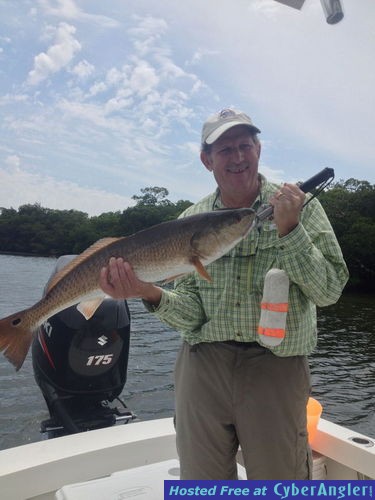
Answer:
[{"left": 0, "top": 311, "right": 34, "bottom": 371}]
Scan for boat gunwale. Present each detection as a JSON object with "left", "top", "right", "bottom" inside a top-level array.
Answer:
[{"left": 0, "top": 417, "right": 374, "bottom": 499}]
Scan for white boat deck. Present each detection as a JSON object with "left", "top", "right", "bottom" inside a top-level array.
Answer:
[{"left": 0, "top": 417, "right": 374, "bottom": 499}]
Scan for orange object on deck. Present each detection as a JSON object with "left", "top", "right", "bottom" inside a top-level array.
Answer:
[{"left": 307, "top": 397, "right": 323, "bottom": 445}]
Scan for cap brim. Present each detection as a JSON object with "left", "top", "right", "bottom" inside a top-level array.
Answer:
[{"left": 205, "top": 121, "right": 261, "bottom": 145}]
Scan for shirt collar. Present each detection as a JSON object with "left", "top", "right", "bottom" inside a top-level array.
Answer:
[{"left": 213, "top": 174, "right": 267, "bottom": 211}]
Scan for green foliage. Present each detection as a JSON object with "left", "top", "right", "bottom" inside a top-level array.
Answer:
[
  {"left": 0, "top": 204, "right": 91, "bottom": 255},
  {"left": 90, "top": 212, "right": 122, "bottom": 238},
  {"left": 319, "top": 178, "right": 375, "bottom": 292},
  {"left": 132, "top": 186, "right": 171, "bottom": 206},
  {"left": 119, "top": 188, "right": 192, "bottom": 235},
  {"left": 1, "top": 181, "right": 374, "bottom": 292},
  {"left": 0, "top": 188, "right": 192, "bottom": 256}
]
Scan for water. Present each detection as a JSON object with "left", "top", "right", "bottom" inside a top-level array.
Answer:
[
  {"left": 311, "top": 295, "right": 375, "bottom": 435},
  {"left": 0, "top": 255, "right": 374, "bottom": 451}
]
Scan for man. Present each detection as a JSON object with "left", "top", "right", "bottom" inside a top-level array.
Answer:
[{"left": 99, "top": 108, "right": 349, "bottom": 479}]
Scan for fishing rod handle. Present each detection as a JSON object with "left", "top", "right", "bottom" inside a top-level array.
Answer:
[
  {"left": 298, "top": 167, "right": 334, "bottom": 193},
  {"left": 256, "top": 167, "right": 335, "bottom": 222}
]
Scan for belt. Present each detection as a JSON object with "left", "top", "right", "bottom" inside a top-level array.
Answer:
[
  {"left": 188, "top": 340, "right": 265, "bottom": 352},
  {"left": 222, "top": 340, "right": 264, "bottom": 349}
]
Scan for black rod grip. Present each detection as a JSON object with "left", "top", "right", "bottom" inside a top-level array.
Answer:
[
  {"left": 256, "top": 167, "right": 335, "bottom": 222},
  {"left": 298, "top": 167, "right": 334, "bottom": 193}
]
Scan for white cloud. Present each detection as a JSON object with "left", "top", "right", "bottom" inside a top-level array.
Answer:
[
  {"left": 56, "top": 99, "right": 134, "bottom": 134},
  {"left": 104, "top": 97, "right": 133, "bottom": 115},
  {"left": 259, "top": 165, "right": 285, "bottom": 185},
  {"left": 186, "top": 49, "right": 219, "bottom": 66},
  {"left": 105, "top": 67, "right": 124, "bottom": 86},
  {"left": 1, "top": 0, "right": 373, "bottom": 224},
  {"left": 129, "top": 16, "right": 168, "bottom": 44},
  {"left": 49, "top": 13, "right": 208, "bottom": 143},
  {"left": 0, "top": 164, "right": 133, "bottom": 216},
  {"left": 71, "top": 59, "right": 95, "bottom": 79},
  {"left": 0, "top": 94, "right": 28, "bottom": 106},
  {"left": 37, "top": 0, "right": 120, "bottom": 28},
  {"left": 27, "top": 22, "right": 81, "bottom": 86},
  {"left": 5, "top": 155, "right": 21, "bottom": 169},
  {"left": 129, "top": 59, "right": 159, "bottom": 96},
  {"left": 38, "top": 0, "right": 81, "bottom": 19},
  {"left": 166, "top": 0, "right": 375, "bottom": 176},
  {"left": 88, "top": 80, "right": 108, "bottom": 97}
]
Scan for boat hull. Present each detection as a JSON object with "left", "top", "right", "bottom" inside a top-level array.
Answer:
[{"left": 0, "top": 417, "right": 374, "bottom": 499}]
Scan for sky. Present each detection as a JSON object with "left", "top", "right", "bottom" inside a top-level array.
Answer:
[{"left": 0, "top": 0, "right": 374, "bottom": 216}]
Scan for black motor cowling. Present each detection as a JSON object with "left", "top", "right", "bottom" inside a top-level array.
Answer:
[{"left": 32, "top": 256, "right": 135, "bottom": 437}]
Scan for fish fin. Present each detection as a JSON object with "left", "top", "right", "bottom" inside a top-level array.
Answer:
[
  {"left": 76, "top": 298, "right": 104, "bottom": 320},
  {"left": 0, "top": 311, "right": 34, "bottom": 371},
  {"left": 46, "top": 237, "right": 124, "bottom": 293},
  {"left": 162, "top": 273, "right": 187, "bottom": 285},
  {"left": 191, "top": 256, "right": 212, "bottom": 282}
]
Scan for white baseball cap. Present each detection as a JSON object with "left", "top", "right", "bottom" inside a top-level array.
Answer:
[{"left": 201, "top": 108, "right": 261, "bottom": 146}]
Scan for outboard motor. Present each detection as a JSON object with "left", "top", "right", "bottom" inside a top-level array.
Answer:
[{"left": 32, "top": 256, "right": 136, "bottom": 438}]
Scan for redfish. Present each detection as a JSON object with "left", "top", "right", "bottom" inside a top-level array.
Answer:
[{"left": 0, "top": 208, "right": 256, "bottom": 370}]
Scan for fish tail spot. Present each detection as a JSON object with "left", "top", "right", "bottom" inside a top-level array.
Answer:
[{"left": 0, "top": 313, "right": 33, "bottom": 370}]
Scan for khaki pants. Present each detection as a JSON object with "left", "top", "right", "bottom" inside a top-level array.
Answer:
[{"left": 174, "top": 341, "right": 312, "bottom": 480}]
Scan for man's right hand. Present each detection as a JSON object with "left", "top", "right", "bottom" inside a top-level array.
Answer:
[{"left": 99, "top": 257, "right": 162, "bottom": 306}]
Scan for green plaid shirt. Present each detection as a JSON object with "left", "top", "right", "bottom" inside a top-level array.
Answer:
[{"left": 150, "top": 175, "right": 349, "bottom": 356}]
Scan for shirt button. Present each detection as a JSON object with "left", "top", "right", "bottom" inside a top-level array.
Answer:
[
  {"left": 236, "top": 302, "right": 241, "bottom": 307},
  {"left": 236, "top": 331, "right": 242, "bottom": 337}
]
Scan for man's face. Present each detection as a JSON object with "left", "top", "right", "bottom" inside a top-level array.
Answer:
[{"left": 201, "top": 125, "right": 261, "bottom": 206}]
